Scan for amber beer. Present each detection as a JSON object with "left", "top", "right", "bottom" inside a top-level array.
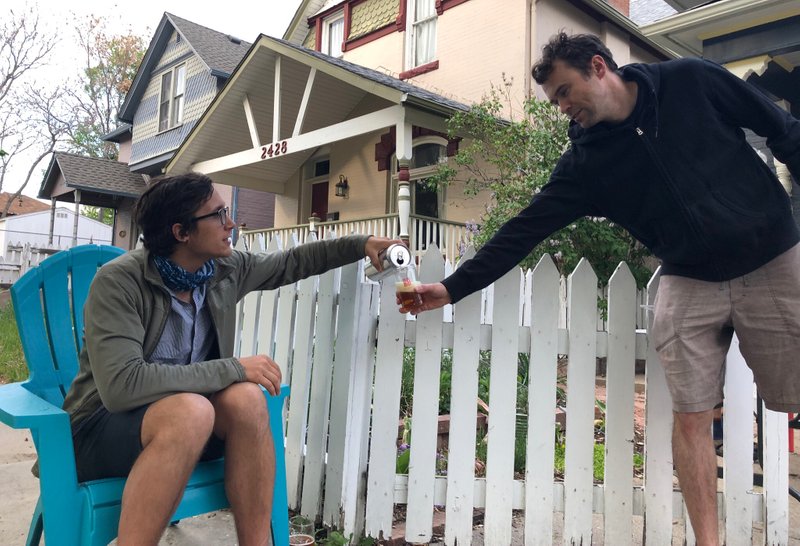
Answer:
[
  {"left": 395, "top": 264, "right": 422, "bottom": 308},
  {"left": 396, "top": 279, "right": 422, "bottom": 308}
]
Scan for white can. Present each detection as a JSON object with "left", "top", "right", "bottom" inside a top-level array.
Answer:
[{"left": 365, "top": 243, "right": 412, "bottom": 281}]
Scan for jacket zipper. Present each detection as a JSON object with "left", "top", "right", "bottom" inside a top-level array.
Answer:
[{"left": 634, "top": 126, "right": 724, "bottom": 279}]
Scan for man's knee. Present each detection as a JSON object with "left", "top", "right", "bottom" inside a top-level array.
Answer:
[
  {"left": 673, "top": 409, "right": 714, "bottom": 438},
  {"left": 212, "top": 382, "right": 269, "bottom": 431},
  {"left": 142, "top": 393, "right": 216, "bottom": 448}
]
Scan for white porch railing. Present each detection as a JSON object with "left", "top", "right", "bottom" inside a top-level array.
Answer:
[
  {"left": 233, "top": 235, "right": 793, "bottom": 545},
  {"left": 240, "top": 214, "right": 474, "bottom": 266}
]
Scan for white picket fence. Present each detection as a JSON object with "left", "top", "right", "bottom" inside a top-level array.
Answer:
[
  {"left": 233, "top": 234, "right": 792, "bottom": 545},
  {"left": 0, "top": 244, "right": 59, "bottom": 286}
]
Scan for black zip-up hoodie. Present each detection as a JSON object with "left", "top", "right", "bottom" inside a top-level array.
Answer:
[{"left": 443, "top": 58, "right": 800, "bottom": 304}]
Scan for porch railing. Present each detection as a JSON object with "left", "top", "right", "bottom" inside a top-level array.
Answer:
[{"left": 240, "top": 214, "right": 474, "bottom": 265}]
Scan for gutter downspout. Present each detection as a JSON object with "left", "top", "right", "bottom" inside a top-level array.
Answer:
[{"left": 525, "top": 0, "right": 534, "bottom": 102}]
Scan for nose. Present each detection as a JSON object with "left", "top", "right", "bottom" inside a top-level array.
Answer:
[{"left": 558, "top": 99, "right": 570, "bottom": 116}]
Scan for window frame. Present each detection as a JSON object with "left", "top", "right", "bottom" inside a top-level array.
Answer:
[
  {"left": 404, "top": 0, "right": 437, "bottom": 70},
  {"left": 157, "top": 62, "right": 187, "bottom": 133},
  {"left": 390, "top": 137, "right": 447, "bottom": 214},
  {"left": 321, "top": 11, "right": 345, "bottom": 58}
]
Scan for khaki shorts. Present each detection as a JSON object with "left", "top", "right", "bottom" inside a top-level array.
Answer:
[{"left": 652, "top": 243, "right": 800, "bottom": 413}]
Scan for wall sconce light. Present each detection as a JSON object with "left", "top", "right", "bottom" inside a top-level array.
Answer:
[{"left": 335, "top": 174, "right": 349, "bottom": 198}]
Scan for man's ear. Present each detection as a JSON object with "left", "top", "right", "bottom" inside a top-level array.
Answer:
[
  {"left": 172, "top": 223, "right": 189, "bottom": 243},
  {"left": 592, "top": 55, "right": 610, "bottom": 79}
]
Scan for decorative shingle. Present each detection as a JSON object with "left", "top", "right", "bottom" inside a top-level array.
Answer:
[
  {"left": 350, "top": 0, "right": 399, "bottom": 40},
  {"left": 303, "top": 29, "right": 316, "bottom": 50}
]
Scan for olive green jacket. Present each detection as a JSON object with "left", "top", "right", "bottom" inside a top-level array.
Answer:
[{"left": 63, "top": 234, "right": 370, "bottom": 430}]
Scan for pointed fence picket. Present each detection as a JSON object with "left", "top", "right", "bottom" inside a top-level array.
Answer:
[{"left": 230, "top": 241, "right": 792, "bottom": 545}]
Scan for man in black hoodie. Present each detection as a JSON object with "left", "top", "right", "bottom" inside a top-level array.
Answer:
[{"left": 403, "top": 33, "right": 800, "bottom": 546}]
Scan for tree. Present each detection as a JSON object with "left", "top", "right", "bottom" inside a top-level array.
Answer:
[
  {"left": 430, "top": 80, "right": 653, "bottom": 287},
  {"left": 0, "top": 7, "right": 63, "bottom": 216},
  {"left": 68, "top": 16, "right": 146, "bottom": 159},
  {"left": 81, "top": 205, "right": 113, "bottom": 225}
]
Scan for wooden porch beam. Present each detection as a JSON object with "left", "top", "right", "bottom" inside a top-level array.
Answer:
[
  {"left": 243, "top": 94, "right": 261, "bottom": 148},
  {"left": 273, "top": 56, "right": 282, "bottom": 143},
  {"left": 191, "top": 105, "right": 406, "bottom": 175},
  {"left": 293, "top": 67, "right": 317, "bottom": 137}
]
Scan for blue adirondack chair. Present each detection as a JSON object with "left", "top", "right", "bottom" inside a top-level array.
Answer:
[{"left": 0, "top": 245, "right": 290, "bottom": 546}]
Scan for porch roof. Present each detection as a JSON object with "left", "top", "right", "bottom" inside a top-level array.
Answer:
[
  {"left": 165, "top": 36, "right": 469, "bottom": 193},
  {"left": 39, "top": 153, "right": 147, "bottom": 206}
]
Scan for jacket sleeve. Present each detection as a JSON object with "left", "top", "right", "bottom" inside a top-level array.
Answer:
[
  {"left": 233, "top": 234, "right": 370, "bottom": 298},
  {"left": 442, "top": 165, "right": 591, "bottom": 304},
  {"left": 703, "top": 59, "right": 800, "bottom": 180},
  {"left": 85, "top": 268, "right": 245, "bottom": 413}
]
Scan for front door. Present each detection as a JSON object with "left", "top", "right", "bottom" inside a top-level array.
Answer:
[{"left": 311, "top": 181, "right": 329, "bottom": 220}]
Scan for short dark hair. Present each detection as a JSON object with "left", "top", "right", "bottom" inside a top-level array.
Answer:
[
  {"left": 532, "top": 31, "right": 618, "bottom": 85},
  {"left": 134, "top": 173, "right": 215, "bottom": 256}
]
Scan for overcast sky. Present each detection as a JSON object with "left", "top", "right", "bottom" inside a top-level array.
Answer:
[{"left": 7, "top": 0, "right": 302, "bottom": 198}]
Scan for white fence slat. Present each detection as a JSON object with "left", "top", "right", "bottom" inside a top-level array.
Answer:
[
  {"left": 259, "top": 236, "right": 284, "bottom": 360},
  {"left": 762, "top": 400, "right": 789, "bottom": 545},
  {"left": 273, "top": 237, "right": 299, "bottom": 383},
  {"left": 563, "top": 259, "right": 597, "bottom": 546},
  {"left": 603, "top": 263, "right": 636, "bottom": 545},
  {"left": 323, "top": 261, "right": 361, "bottom": 527},
  {"left": 524, "top": 255, "right": 560, "bottom": 546},
  {"left": 483, "top": 268, "right": 522, "bottom": 545},
  {"left": 284, "top": 273, "right": 318, "bottom": 508},
  {"left": 340, "top": 280, "right": 379, "bottom": 536},
  {"left": 405, "top": 245, "right": 446, "bottom": 543},
  {"left": 365, "top": 279, "right": 409, "bottom": 538},
  {"left": 300, "top": 265, "right": 340, "bottom": 519},
  {"left": 443, "top": 247, "right": 482, "bottom": 546},
  {"left": 723, "top": 335, "right": 755, "bottom": 546},
  {"left": 643, "top": 269, "right": 674, "bottom": 545}
]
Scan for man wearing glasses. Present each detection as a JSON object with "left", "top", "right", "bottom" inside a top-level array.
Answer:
[{"left": 62, "top": 173, "right": 398, "bottom": 545}]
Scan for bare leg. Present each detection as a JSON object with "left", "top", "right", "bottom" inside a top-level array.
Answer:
[
  {"left": 212, "top": 383, "right": 275, "bottom": 546},
  {"left": 673, "top": 410, "right": 720, "bottom": 546},
  {"left": 118, "top": 393, "right": 216, "bottom": 546}
]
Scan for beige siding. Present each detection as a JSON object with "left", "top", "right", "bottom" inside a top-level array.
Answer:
[
  {"left": 414, "top": 0, "right": 529, "bottom": 106},
  {"left": 236, "top": 188, "right": 275, "bottom": 230},
  {"left": 343, "top": 31, "right": 405, "bottom": 76}
]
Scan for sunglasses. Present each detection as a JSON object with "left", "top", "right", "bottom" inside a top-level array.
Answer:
[{"left": 190, "top": 206, "right": 233, "bottom": 226}]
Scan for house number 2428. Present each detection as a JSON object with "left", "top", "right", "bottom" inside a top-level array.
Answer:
[{"left": 261, "top": 141, "right": 288, "bottom": 159}]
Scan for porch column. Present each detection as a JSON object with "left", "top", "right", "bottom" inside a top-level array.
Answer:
[
  {"left": 72, "top": 189, "right": 81, "bottom": 247},
  {"left": 396, "top": 121, "right": 413, "bottom": 246},
  {"left": 48, "top": 198, "right": 56, "bottom": 246}
]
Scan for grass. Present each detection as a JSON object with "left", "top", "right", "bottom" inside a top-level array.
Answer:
[{"left": 0, "top": 300, "right": 27, "bottom": 383}]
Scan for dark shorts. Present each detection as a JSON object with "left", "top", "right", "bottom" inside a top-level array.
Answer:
[
  {"left": 72, "top": 404, "right": 225, "bottom": 483},
  {"left": 652, "top": 243, "right": 800, "bottom": 413}
]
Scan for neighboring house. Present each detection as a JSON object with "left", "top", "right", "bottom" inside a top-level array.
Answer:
[
  {"left": 39, "top": 152, "right": 147, "bottom": 250},
  {"left": 639, "top": 0, "right": 800, "bottom": 226},
  {"left": 164, "top": 0, "right": 674, "bottom": 257},
  {"left": 0, "top": 207, "right": 112, "bottom": 256},
  {"left": 37, "top": 13, "right": 277, "bottom": 251},
  {"left": 0, "top": 192, "right": 50, "bottom": 217},
  {"left": 114, "top": 12, "right": 276, "bottom": 231}
]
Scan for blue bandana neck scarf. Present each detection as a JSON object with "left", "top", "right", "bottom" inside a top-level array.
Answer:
[{"left": 152, "top": 255, "right": 216, "bottom": 292}]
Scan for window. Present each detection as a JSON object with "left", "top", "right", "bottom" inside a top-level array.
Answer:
[
  {"left": 322, "top": 13, "right": 344, "bottom": 58},
  {"left": 158, "top": 63, "right": 186, "bottom": 132},
  {"left": 391, "top": 139, "right": 447, "bottom": 215},
  {"left": 406, "top": 0, "right": 437, "bottom": 68}
]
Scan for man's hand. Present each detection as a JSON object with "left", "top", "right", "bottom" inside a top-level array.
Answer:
[
  {"left": 365, "top": 236, "right": 405, "bottom": 272},
  {"left": 398, "top": 282, "right": 452, "bottom": 315},
  {"left": 238, "top": 355, "right": 282, "bottom": 395}
]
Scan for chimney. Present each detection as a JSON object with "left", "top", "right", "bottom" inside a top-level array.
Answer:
[{"left": 605, "top": 0, "right": 630, "bottom": 16}]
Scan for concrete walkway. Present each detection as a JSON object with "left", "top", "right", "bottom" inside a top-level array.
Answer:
[{"left": 1, "top": 424, "right": 798, "bottom": 545}]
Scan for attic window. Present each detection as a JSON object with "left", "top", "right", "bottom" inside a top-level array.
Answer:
[
  {"left": 158, "top": 63, "right": 186, "bottom": 132},
  {"left": 321, "top": 12, "right": 344, "bottom": 58},
  {"left": 176, "top": 33, "right": 182, "bottom": 43}
]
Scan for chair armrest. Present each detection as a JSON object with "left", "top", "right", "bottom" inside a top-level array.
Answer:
[{"left": 0, "top": 382, "right": 69, "bottom": 430}]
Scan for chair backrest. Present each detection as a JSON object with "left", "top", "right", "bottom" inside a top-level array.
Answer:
[{"left": 11, "top": 245, "right": 125, "bottom": 407}]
